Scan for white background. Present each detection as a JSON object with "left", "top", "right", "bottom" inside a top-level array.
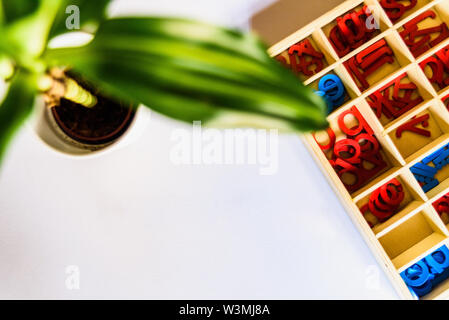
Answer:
[{"left": 0, "top": 0, "right": 398, "bottom": 299}]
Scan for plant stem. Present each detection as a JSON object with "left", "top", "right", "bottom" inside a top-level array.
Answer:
[
  {"left": 64, "top": 78, "right": 97, "bottom": 107},
  {"left": 38, "top": 69, "right": 97, "bottom": 108}
]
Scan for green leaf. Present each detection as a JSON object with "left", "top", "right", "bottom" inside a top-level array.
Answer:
[
  {"left": 6, "top": 0, "right": 63, "bottom": 58},
  {"left": 0, "top": 1, "right": 5, "bottom": 26},
  {"left": 0, "top": 71, "right": 36, "bottom": 164},
  {"left": 1, "top": 0, "right": 40, "bottom": 25},
  {"left": 45, "top": 17, "right": 327, "bottom": 132},
  {"left": 48, "top": 0, "right": 111, "bottom": 39}
]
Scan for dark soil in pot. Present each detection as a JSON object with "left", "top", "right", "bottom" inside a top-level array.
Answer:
[{"left": 51, "top": 74, "right": 135, "bottom": 145}]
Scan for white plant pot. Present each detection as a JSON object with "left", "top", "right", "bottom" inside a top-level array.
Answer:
[
  {"left": 30, "top": 99, "right": 151, "bottom": 158},
  {"left": 29, "top": 31, "right": 151, "bottom": 157}
]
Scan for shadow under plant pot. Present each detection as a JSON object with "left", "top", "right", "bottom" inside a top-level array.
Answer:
[{"left": 32, "top": 75, "right": 150, "bottom": 157}]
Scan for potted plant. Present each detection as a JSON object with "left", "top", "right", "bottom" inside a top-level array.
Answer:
[{"left": 0, "top": 0, "right": 327, "bottom": 163}]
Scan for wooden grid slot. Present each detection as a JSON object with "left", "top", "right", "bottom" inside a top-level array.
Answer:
[
  {"left": 274, "top": 34, "right": 335, "bottom": 82},
  {"left": 356, "top": 173, "right": 426, "bottom": 235},
  {"left": 379, "top": 0, "right": 434, "bottom": 26},
  {"left": 397, "top": 3, "right": 449, "bottom": 59},
  {"left": 322, "top": 2, "right": 389, "bottom": 59},
  {"left": 422, "top": 244, "right": 449, "bottom": 300},
  {"left": 313, "top": 104, "right": 402, "bottom": 197},
  {"left": 408, "top": 126, "right": 449, "bottom": 200},
  {"left": 420, "top": 44, "right": 449, "bottom": 94},
  {"left": 265, "top": 0, "right": 449, "bottom": 299},
  {"left": 344, "top": 33, "right": 413, "bottom": 92},
  {"left": 366, "top": 67, "right": 433, "bottom": 127},
  {"left": 387, "top": 102, "right": 449, "bottom": 160},
  {"left": 378, "top": 208, "right": 447, "bottom": 269},
  {"left": 307, "top": 67, "right": 360, "bottom": 115},
  {"left": 400, "top": 241, "right": 449, "bottom": 300}
]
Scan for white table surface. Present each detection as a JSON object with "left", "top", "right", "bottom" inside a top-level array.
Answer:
[{"left": 0, "top": 0, "right": 398, "bottom": 299}]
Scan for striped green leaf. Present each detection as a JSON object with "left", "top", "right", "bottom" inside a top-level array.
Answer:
[
  {"left": 5, "top": 0, "right": 62, "bottom": 58},
  {"left": 45, "top": 17, "right": 327, "bottom": 132},
  {"left": 0, "top": 71, "right": 36, "bottom": 164},
  {"left": 1, "top": 0, "right": 40, "bottom": 25}
]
